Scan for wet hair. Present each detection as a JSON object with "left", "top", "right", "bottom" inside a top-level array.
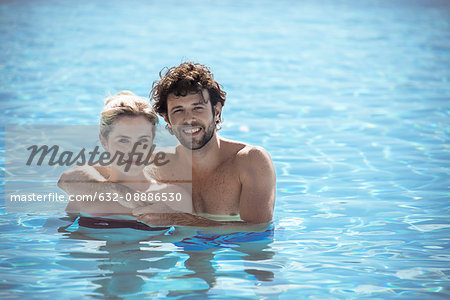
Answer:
[
  {"left": 100, "top": 91, "right": 158, "bottom": 139},
  {"left": 151, "top": 62, "right": 226, "bottom": 123}
]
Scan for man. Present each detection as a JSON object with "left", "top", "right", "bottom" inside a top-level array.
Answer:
[{"left": 58, "top": 62, "right": 276, "bottom": 226}]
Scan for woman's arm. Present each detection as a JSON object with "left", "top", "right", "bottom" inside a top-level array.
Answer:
[{"left": 58, "top": 165, "right": 145, "bottom": 214}]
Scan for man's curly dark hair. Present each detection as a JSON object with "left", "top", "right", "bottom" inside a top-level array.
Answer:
[{"left": 151, "top": 62, "right": 226, "bottom": 122}]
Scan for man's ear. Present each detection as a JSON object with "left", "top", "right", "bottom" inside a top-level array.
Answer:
[{"left": 214, "top": 102, "right": 223, "bottom": 122}]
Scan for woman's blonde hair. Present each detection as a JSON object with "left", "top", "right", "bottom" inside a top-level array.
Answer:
[{"left": 100, "top": 91, "right": 158, "bottom": 139}]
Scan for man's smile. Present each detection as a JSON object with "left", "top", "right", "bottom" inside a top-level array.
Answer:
[{"left": 182, "top": 126, "right": 202, "bottom": 136}]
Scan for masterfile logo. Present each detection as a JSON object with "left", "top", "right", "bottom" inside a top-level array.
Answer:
[{"left": 5, "top": 124, "right": 192, "bottom": 213}]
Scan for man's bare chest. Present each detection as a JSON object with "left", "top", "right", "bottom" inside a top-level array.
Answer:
[{"left": 192, "top": 163, "right": 241, "bottom": 215}]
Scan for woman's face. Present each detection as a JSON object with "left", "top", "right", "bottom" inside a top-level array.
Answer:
[{"left": 103, "top": 115, "right": 155, "bottom": 178}]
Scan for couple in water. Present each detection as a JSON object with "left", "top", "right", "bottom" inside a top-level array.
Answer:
[{"left": 59, "top": 62, "right": 276, "bottom": 227}]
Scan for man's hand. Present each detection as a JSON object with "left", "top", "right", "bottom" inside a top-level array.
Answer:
[
  {"left": 132, "top": 202, "right": 177, "bottom": 215},
  {"left": 136, "top": 213, "right": 232, "bottom": 227}
]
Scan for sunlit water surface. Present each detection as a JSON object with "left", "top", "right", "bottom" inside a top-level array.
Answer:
[{"left": 1, "top": 0, "right": 449, "bottom": 299}]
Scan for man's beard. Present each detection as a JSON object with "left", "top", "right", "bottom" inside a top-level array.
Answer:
[{"left": 174, "top": 120, "right": 216, "bottom": 150}]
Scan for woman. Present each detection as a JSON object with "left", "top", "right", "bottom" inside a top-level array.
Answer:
[{"left": 64, "top": 91, "right": 192, "bottom": 217}]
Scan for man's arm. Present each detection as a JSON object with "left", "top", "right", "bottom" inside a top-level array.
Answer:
[
  {"left": 238, "top": 146, "right": 276, "bottom": 223},
  {"left": 136, "top": 213, "right": 271, "bottom": 233},
  {"left": 137, "top": 213, "right": 235, "bottom": 227}
]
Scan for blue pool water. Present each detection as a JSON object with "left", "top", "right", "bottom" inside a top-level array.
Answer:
[{"left": 1, "top": 0, "right": 449, "bottom": 298}]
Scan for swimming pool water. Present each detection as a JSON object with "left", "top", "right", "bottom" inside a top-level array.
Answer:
[{"left": 1, "top": 0, "right": 449, "bottom": 298}]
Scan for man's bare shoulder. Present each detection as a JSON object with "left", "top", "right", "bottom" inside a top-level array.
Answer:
[
  {"left": 220, "top": 138, "right": 273, "bottom": 169},
  {"left": 237, "top": 145, "right": 273, "bottom": 171}
]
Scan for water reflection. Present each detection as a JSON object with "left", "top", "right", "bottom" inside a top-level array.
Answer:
[
  {"left": 56, "top": 216, "right": 276, "bottom": 297},
  {"left": 167, "top": 224, "right": 276, "bottom": 294}
]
